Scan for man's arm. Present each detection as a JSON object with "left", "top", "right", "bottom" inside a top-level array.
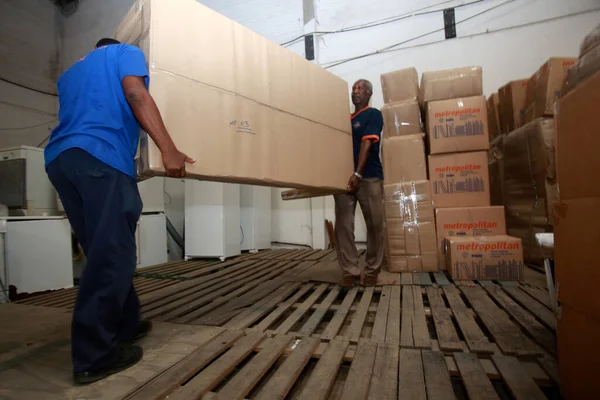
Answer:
[
  {"left": 122, "top": 76, "right": 194, "bottom": 177},
  {"left": 355, "top": 139, "right": 374, "bottom": 176}
]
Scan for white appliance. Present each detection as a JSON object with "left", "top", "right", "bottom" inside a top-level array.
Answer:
[
  {"left": 0, "top": 146, "right": 58, "bottom": 216},
  {"left": 58, "top": 176, "right": 165, "bottom": 214},
  {"left": 4, "top": 216, "right": 73, "bottom": 295},
  {"left": 136, "top": 213, "right": 168, "bottom": 268},
  {"left": 185, "top": 181, "right": 240, "bottom": 260},
  {"left": 0, "top": 217, "right": 7, "bottom": 303},
  {"left": 240, "top": 185, "right": 271, "bottom": 252}
]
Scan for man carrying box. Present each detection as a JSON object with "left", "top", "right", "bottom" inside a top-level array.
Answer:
[{"left": 335, "top": 79, "right": 385, "bottom": 287}]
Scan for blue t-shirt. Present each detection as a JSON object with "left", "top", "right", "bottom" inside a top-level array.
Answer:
[
  {"left": 351, "top": 107, "right": 384, "bottom": 180},
  {"left": 44, "top": 44, "right": 149, "bottom": 178}
]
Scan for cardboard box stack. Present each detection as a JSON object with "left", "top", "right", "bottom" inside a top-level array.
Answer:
[
  {"left": 554, "top": 70, "right": 600, "bottom": 399},
  {"left": 498, "top": 79, "right": 528, "bottom": 133},
  {"left": 380, "top": 68, "right": 436, "bottom": 272},
  {"left": 419, "top": 66, "right": 517, "bottom": 277},
  {"left": 486, "top": 93, "right": 501, "bottom": 141}
]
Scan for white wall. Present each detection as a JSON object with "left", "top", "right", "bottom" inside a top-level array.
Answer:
[{"left": 0, "top": 0, "right": 61, "bottom": 148}]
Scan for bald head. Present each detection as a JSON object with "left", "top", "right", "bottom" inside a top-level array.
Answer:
[{"left": 351, "top": 79, "right": 373, "bottom": 108}]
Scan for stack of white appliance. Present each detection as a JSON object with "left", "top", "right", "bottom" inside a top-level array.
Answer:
[
  {"left": 184, "top": 181, "right": 271, "bottom": 260},
  {"left": 136, "top": 177, "right": 168, "bottom": 268}
]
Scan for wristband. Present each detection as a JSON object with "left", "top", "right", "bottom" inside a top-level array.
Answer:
[{"left": 354, "top": 172, "right": 363, "bottom": 179}]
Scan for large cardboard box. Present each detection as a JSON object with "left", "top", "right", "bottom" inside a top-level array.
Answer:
[
  {"left": 426, "top": 95, "right": 489, "bottom": 155},
  {"left": 382, "top": 135, "right": 427, "bottom": 184},
  {"left": 525, "top": 57, "right": 576, "bottom": 119},
  {"left": 445, "top": 235, "right": 524, "bottom": 281},
  {"left": 381, "top": 68, "right": 419, "bottom": 104},
  {"left": 498, "top": 79, "right": 528, "bottom": 133},
  {"left": 384, "top": 181, "right": 437, "bottom": 272},
  {"left": 381, "top": 100, "right": 422, "bottom": 137},
  {"left": 116, "top": 0, "right": 353, "bottom": 190},
  {"left": 488, "top": 135, "right": 505, "bottom": 206},
  {"left": 419, "top": 66, "right": 483, "bottom": 106},
  {"left": 503, "top": 118, "right": 556, "bottom": 265},
  {"left": 556, "top": 71, "right": 600, "bottom": 200},
  {"left": 486, "top": 93, "right": 500, "bottom": 141},
  {"left": 428, "top": 151, "right": 490, "bottom": 208},
  {"left": 435, "top": 206, "right": 506, "bottom": 269},
  {"left": 554, "top": 197, "right": 600, "bottom": 318},
  {"left": 557, "top": 305, "right": 600, "bottom": 400}
]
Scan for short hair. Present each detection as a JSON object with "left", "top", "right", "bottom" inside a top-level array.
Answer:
[
  {"left": 95, "top": 38, "right": 121, "bottom": 48},
  {"left": 355, "top": 79, "right": 373, "bottom": 93}
]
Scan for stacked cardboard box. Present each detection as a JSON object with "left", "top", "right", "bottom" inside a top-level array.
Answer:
[
  {"left": 502, "top": 119, "right": 556, "bottom": 265},
  {"left": 498, "top": 79, "right": 528, "bottom": 133},
  {"left": 486, "top": 93, "right": 501, "bottom": 141},
  {"left": 380, "top": 68, "right": 435, "bottom": 272},
  {"left": 554, "top": 71, "right": 600, "bottom": 399},
  {"left": 384, "top": 181, "right": 437, "bottom": 272}
]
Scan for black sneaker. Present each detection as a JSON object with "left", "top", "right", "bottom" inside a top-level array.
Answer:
[{"left": 73, "top": 344, "right": 143, "bottom": 385}]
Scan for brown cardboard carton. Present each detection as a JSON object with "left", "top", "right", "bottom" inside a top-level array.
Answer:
[
  {"left": 498, "top": 79, "right": 528, "bottom": 133},
  {"left": 486, "top": 93, "right": 500, "bottom": 141},
  {"left": 525, "top": 57, "right": 576, "bottom": 119},
  {"left": 381, "top": 100, "right": 422, "bottom": 137},
  {"left": 428, "top": 151, "right": 490, "bottom": 208},
  {"left": 380, "top": 68, "right": 419, "bottom": 104},
  {"left": 563, "top": 44, "right": 600, "bottom": 94},
  {"left": 445, "top": 235, "right": 524, "bottom": 281},
  {"left": 426, "top": 96, "right": 489, "bottom": 155},
  {"left": 435, "top": 206, "right": 506, "bottom": 269},
  {"left": 382, "top": 135, "right": 427, "bottom": 184},
  {"left": 488, "top": 135, "right": 505, "bottom": 206},
  {"left": 419, "top": 66, "right": 483, "bottom": 106},
  {"left": 554, "top": 197, "right": 600, "bottom": 318},
  {"left": 557, "top": 305, "right": 600, "bottom": 400},
  {"left": 116, "top": 0, "right": 353, "bottom": 190},
  {"left": 383, "top": 181, "right": 434, "bottom": 224},
  {"left": 556, "top": 71, "right": 600, "bottom": 200},
  {"left": 503, "top": 118, "right": 555, "bottom": 265}
]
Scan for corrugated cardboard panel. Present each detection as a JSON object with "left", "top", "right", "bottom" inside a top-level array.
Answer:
[
  {"left": 382, "top": 135, "right": 427, "bottom": 185},
  {"left": 380, "top": 67, "right": 419, "bottom": 104},
  {"left": 381, "top": 100, "right": 422, "bottom": 137},
  {"left": 498, "top": 79, "right": 528, "bottom": 133},
  {"left": 116, "top": 0, "right": 353, "bottom": 190},
  {"left": 525, "top": 57, "right": 576, "bottom": 119},
  {"left": 419, "top": 66, "right": 483, "bottom": 106}
]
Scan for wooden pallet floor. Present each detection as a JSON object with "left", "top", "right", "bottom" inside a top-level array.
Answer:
[{"left": 3, "top": 249, "right": 560, "bottom": 399}]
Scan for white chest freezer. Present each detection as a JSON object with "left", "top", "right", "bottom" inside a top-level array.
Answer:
[{"left": 240, "top": 185, "right": 271, "bottom": 252}]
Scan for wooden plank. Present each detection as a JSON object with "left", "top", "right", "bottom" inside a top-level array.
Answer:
[
  {"left": 520, "top": 285, "right": 553, "bottom": 309},
  {"left": 296, "top": 340, "right": 349, "bottom": 400},
  {"left": 371, "top": 285, "right": 391, "bottom": 344},
  {"left": 400, "top": 285, "right": 414, "bottom": 347},
  {"left": 167, "top": 332, "right": 266, "bottom": 400},
  {"left": 502, "top": 286, "right": 556, "bottom": 330},
  {"left": 224, "top": 282, "right": 302, "bottom": 330},
  {"left": 385, "top": 285, "right": 401, "bottom": 344},
  {"left": 401, "top": 273, "right": 414, "bottom": 285},
  {"left": 484, "top": 286, "right": 556, "bottom": 354},
  {"left": 298, "top": 286, "right": 341, "bottom": 336},
  {"left": 426, "top": 287, "right": 462, "bottom": 352},
  {"left": 320, "top": 286, "right": 359, "bottom": 341},
  {"left": 491, "top": 355, "right": 546, "bottom": 400},
  {"left": 398, "top": 349, "right": 425, "bottom": 400},
  {"left": 253, "top": 283, "right": 315, "bottom": 332},
  {"left": 416, "top": 272, "right": 433, "bottom": 286},
  {"left": 433, "top": 272, "right": 451, "bottom": 286},
  {"left": 274, "top": 283, "right": 329, "bottom": 335},
  {"left": 127, "top": 330, "right": 243, "bottom": 400},
  {"left": 367, "top": 343, "right": 399, "bottom": 400},
  {"left": 442, "top": 285, "right": 494, "bottom": 354},
  {"left": 339, "top": 342, "right": 378, "bottom": 400},
  {"left": 346, "top": 287, "right": 374, "bottom": 343},
  {"left": 460, "top": 286, "right": 539, "bottom": 356},
  {"left": 453, "top": 352, "right": 500, "bottom": 400},
  {"left": 412, "top": 286, "right": 431, "bottom": 349},
  {"left": 212, "top": 335, "right": 292, "bottom": 400},
  {"left": 254, "top": 337, "right": 320, "bottom": 400},
  {"left": 422, "top": 350, "right": 455, "bottom": 400}
]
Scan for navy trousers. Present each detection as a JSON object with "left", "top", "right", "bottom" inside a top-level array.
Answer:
[{"left": 47, "top": 148, "right": 143, "bottom": 373}]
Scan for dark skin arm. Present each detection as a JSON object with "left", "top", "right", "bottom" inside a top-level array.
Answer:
[
  {"left": 347, "top": 139, "right": 373, "bottom": 193},
  {"left": 122, "top": 76, "right": 195, "bottom": 177}
]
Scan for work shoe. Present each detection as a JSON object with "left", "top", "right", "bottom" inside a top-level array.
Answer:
[
  {"left": 73, "top": 344, "right": 143, "bottom": 385},
  {"left": 339, "top": 275, "right": 360, "bottom": 288},
  {"left": 363, "top": 275, "right": 379, "bottom": 287}
]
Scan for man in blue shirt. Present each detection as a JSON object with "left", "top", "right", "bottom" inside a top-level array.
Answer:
[
  {"left": 334, "top": 79, "right": 385, "bottom": 288},
  {"left": 45, "top": 38, "right": 194, "bottom": 385}
]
